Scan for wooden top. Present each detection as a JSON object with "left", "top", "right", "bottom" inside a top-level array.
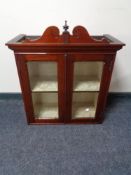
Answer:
[{"left": 6, "top": 23, "right": 125, "bottom": 52}]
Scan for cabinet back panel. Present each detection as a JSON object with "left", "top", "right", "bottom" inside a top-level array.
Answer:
[
  {"left": 74, "top": 62, "right": 103, "bottom": 78},
  {"left": 27, "top": 62, "right": 57, "bottom": 77}
]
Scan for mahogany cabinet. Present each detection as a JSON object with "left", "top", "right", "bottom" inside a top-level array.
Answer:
[{"left": 6, "top": 22, "right": 125, "bottom": 124}]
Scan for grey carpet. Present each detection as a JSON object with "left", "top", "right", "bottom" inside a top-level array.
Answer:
[{"left": 0, "top": 95, "right": 131, "bottom": 175}]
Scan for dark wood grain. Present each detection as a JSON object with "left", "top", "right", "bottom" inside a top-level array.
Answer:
[
  {"left": 6, "top": 24, "right": 125, "bottom": 124},
  {"left": 14, "top": 54, "right": 34, "bottom": 124},
  {"left": 95, "top": 54, "right": 116, "bottom": 122},
  {"left": 23, "top": 26, "right": 108, "bottom": 44},
  {"left": 6, "top": 26, "right": 125, "bottom": 53},
  {"left": 24, "top": 54, "right": 66, "bottom": 123}
]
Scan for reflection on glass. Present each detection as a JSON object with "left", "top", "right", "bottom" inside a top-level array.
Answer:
[
  {"left": 27, "top": 62, "right": 58, "bottom": 92},
  {"left": 32, "top": 93, "right": 58, "bottom": 119},
  {"left": 72, "top": 93, "right": 98, "bottom": 119},
  {"left": 73, "top": 62, "right": 103, "bottom": 91}
]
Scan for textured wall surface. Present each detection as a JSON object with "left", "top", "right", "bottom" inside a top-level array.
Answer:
[{"left": 0, "top": 0, "right": 130, "bottom": 92}]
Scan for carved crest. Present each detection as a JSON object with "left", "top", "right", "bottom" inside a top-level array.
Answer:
[{"left": 24, "top": 21, "right": 108, "bottom": 44}]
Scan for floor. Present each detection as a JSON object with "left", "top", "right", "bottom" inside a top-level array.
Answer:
[{"left": 0, "top": 94, "right": 131, "bottom": 175}]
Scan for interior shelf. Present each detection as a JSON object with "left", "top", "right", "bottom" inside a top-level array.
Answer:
[
  {"left": 29, "top": 76, "right": 58, "bottom": 92},
  {"left": 72, "top": 92, "right": 98, "bottom": 119},
  {"left": 27, "top": 61, "right": 58, "bottom": 92},
  {"left": 73, "top": 75, "right": 100, "bottom": 91},
  {"left": 33, "top": 103, "right": 58, "bottom": 119},
  {"left": 72, "top": 103, "right": 96, "bottom": 119},
  {"left": 73, "top": 62, "right": 103, "bottom": 91},
  {"left": 32, "top": 93, "right": 58, "bottom": 119}
]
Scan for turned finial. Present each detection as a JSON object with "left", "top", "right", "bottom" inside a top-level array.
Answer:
[{"left": 63, "top": 20, "right": 69, "bottom": 33}]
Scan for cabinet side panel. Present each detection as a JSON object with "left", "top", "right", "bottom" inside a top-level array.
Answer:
[
  {"left": 15, "top": 54, "right": 34, "bottom": 124},
  {"left": 95, "top": 54, "right": 116, "bottom": 122}
]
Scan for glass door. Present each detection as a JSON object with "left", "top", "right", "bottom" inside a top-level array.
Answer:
[
  {"left": 71, "top": 60, "right": 104, "bottom": 120},
  {"left": 27, "top": 61, "right": 58, "bottom": 119},
  {"left": 26, "top": 54, "right": 65, "bottom": 122}
]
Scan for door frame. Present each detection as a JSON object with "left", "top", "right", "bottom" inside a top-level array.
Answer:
[
  {"left": 15, "top": 53, "right": 66, "bottom": 124},
  {"left": 66, "top": 53, "right": 115, "bottom": 124}
]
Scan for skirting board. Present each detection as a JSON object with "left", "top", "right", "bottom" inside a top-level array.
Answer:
[{"left": 0, "top": 92, "right": 131, "bottom": 100}]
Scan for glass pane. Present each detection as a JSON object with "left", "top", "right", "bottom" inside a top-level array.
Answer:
[
  {"left": 27, "top": 62, "right": 58, "bottom": 92},
  {"left": 72, "top": 92, "right": 98, "bottom": 119},
  {"left": 32, "top": 93, "right": 58, "bottom": 119},
  {"left": 73, "top": 62, "right": 104, "bottom": 91}
]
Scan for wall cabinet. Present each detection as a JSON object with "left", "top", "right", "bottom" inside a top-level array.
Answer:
[{"left": 6, "top": 22, "right": 125, "bottom": 124}]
